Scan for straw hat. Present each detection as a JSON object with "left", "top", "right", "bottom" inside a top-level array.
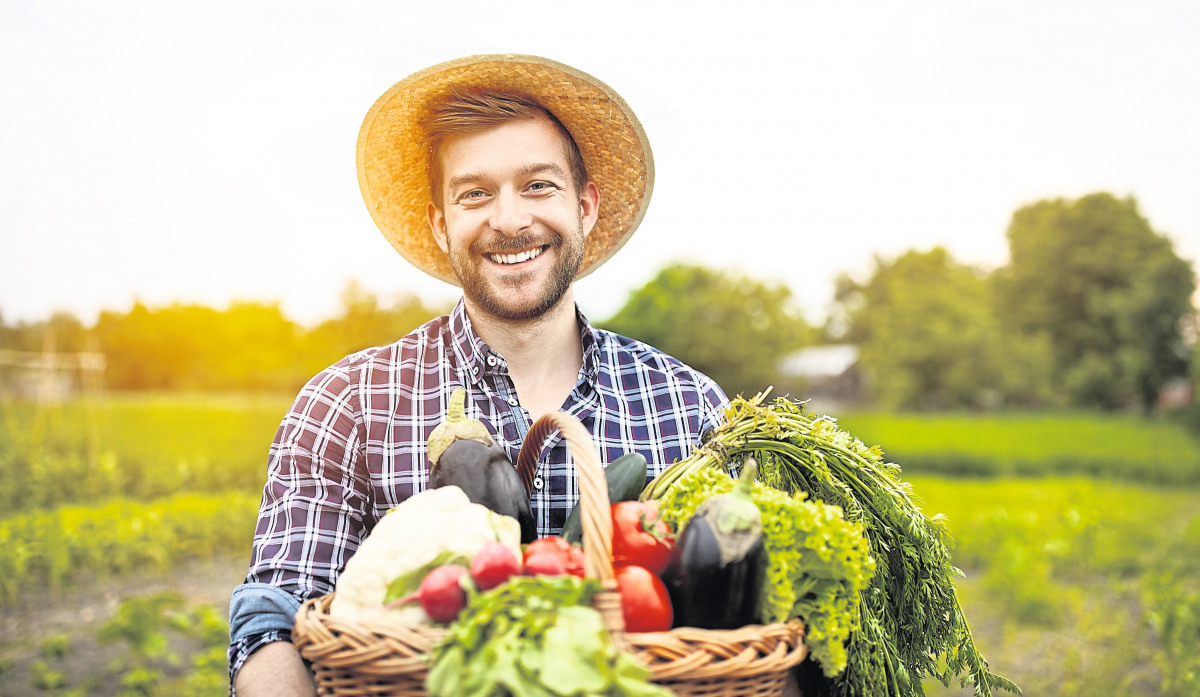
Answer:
[{"left": 357, "top": 54, "right": 655, "bottom": 285}]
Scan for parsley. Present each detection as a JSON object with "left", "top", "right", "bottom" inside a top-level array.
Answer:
[{"left": 656, "top": 467, "right": 875, "bottom": 677}]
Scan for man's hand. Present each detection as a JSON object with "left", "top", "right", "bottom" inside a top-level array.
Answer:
[{"left": 234, "top": 641, "right": 316, "bottom": 697}]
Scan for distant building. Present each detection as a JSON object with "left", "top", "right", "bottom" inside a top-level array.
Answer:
[
  {"left": 1157, "top": 375, "right": 1192, "bottom": 411},
  {"left": 777, "top": 344, "right": 865, "bottom": 413}
]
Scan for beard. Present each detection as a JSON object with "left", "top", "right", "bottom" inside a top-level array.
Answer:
[{"left": 447, "top": 219, "right": 586, "bottom": 322}]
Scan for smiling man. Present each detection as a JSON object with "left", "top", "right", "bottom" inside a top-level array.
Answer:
[{"left": 227, "top": 55, "right": 729, "bottom": 696}]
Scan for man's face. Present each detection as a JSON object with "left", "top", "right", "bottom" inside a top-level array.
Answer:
[{"left": 427, "top": 116, "right": 599, "bottom": 322}]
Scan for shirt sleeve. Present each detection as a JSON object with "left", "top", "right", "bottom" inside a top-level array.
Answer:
[
  {"left": 697, "top": 374, "right": 731, "bottom": 437},
  {"left": 228, "top": 360, "right": 372, "bottom": 689}
]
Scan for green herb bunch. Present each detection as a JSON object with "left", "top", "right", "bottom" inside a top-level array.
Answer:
[
  {"left": 427, "top": 575, "right": 670, "bottom": 697},
  {"left": 643, "top": 392, "right": 1020, "bottom": 697},
  {"left": 655, "top": 466, "right": 875, "bottom": 676}
]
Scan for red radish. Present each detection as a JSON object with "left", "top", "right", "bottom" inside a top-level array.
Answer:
[
  {"left": 523, "top": 551, "right": 568, "bottom": 577},
  {"left": 387, "top": 564, "right": 469, "bottom": 623},
  {"left": 471, "top": 542, "right": 522, "bottom": 591}
]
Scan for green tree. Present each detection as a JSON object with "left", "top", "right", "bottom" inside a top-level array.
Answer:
[
  {"left": 300, "top": 282, "right": 446, "bottom": 374},
  {"left": 94, "top": 301, "right": 305, "bottom": 391},
  {"left": 832, "top": 247, "right": 1053, "bottom": 411},
  {"left": 994, "top": 193, "right": 1195, "bottom": 411},
  {"left": 600, "top": 263, "right": 811, "bottom": 398}
]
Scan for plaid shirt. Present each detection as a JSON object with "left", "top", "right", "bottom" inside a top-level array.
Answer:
[{"left": 227, "top": 299, "right": 728, "bottom": 686}]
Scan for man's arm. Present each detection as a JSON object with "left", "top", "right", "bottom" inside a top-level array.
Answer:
[
  {"left": 234, "top": 642, "right": 315, "bottom": 697},
  {"left": 228, "top": 361, "right": 370, "bottom": 694}
]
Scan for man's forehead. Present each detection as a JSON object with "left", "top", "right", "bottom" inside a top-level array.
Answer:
[{"left": 438, "top": 117, "right": 575, "bottom": 181}]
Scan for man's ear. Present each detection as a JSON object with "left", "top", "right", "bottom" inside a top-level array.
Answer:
[
  {"left": 427, "top": 202, "right": 449, "bottom": 253},
  {"left": 579, "top": 181, "right": 600, "bottom": 238}
]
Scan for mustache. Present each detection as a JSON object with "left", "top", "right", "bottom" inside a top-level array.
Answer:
[{"left": 471, "top": 232, "right": 561, "bottom": 254}]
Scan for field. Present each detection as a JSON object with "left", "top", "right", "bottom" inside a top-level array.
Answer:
[{"left": 1, "top": 395, "right": 1198, "bottom": 696}]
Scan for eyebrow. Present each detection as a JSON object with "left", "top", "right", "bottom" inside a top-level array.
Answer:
[
  {"left": 446, "top": 162, "right": 569, "bottom": 195},
  {"left": 516, "top": 162, "right": 569, "bottom": 181}
]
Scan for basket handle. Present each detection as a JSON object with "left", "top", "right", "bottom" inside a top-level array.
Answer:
[
  {"left": 518, "top": 412, "right": 616, "bottom": 586},
  {"left": 516, "top": 413, "right": 627, "bottom": 649}
]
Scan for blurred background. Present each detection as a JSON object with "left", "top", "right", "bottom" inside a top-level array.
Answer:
[{"left": 2, "top": 1, "right": 1198, "bottom": 695}]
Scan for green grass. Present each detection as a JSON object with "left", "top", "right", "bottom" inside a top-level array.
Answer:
[
  {"left": 905, "top": 475, "right": 1200, "bottom": 697},
  {"left": 836, "top": 411, "right": 1200, "bottom": 484},
  {"left": 0, "top": 393, "right": 291, "bottom": 513}
]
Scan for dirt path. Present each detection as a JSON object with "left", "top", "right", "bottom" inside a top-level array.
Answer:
[{"left": 0, "top": 555, "right": 248, "bottom": 697}]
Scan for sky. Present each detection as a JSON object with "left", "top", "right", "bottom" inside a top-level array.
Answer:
[{"left": 2, "top": 0, "right": 1198, "bottom": 328}]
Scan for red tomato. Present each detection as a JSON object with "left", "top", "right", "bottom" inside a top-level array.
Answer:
[
  {"left": 470, "top": 542, "right": 522, "bottom": 590},
  {"left": 523, "top": 552, "right": 568, "bottom": 577},
  {"left": 614, "top": 564, "right": 673, "bottom": 632},
  {"left": 610, "top": 501, "right": 674, "bottom": 576},
  {"left": 523, "top": 537, "right": 586, "bottom": 578}
]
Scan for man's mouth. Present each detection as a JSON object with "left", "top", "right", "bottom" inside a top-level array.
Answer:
[{"left": 487, "top": 246, "right": 546, "bottom": 265}]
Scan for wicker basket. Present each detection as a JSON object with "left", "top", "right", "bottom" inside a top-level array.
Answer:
[{"left": 293, "top": 412, "right": 808, "bottom": 696}]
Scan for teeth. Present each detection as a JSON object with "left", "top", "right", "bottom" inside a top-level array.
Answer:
[{"left": 490, "top": 247, "right": 544, "bottom": 265}]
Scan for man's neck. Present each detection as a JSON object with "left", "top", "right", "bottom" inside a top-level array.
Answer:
[{"left": 463, "top": 291, "right": 584, "bottom": 421}]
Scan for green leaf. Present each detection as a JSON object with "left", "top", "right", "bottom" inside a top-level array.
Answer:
[
  {"left": 539, "top": 606, "right": 609, "bottom": 695},
  {"left": 382, "top": 551, "right": 469, "bottom": 605}
]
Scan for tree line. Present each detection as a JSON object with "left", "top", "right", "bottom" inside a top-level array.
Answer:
[
  {"left": 0, "top": 283, "right": 450, "bottom": 393},
  {"left": 2, "top": 193, "right": 1193, "bottom": 412}
]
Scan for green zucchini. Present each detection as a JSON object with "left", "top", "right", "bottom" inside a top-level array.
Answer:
[{"left": 559, "top": 452, "right": 647, "bottom": 543}]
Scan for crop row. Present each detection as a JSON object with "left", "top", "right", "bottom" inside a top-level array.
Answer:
[
  {"left": 839, "top": 411, "right": 1200, "bottom": 484},
  {"left": 0, "top": 394, "right": 287, "bottom": 514},
  {"left": 909, "top": 475, "right": 1200, "bottom": 697},
  {"left": 0, "top": 491, "right": 259, "bottom": 607}
]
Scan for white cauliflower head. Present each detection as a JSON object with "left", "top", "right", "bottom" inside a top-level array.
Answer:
[{"left": 330, "top": 485, "right": 523, "bottom": 625}]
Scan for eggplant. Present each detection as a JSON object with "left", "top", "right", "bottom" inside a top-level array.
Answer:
[
  {"left": 427, "top": 389, "right": 536, "bottom": 543},
  {"left": 662, "top": 461, "right": 764, "bottom": 630}
]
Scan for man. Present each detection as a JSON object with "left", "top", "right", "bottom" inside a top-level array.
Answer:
[{"left": 228, "top": 55, "right": 728, "bottom": 695}]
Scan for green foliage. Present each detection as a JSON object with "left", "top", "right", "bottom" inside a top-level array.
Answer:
[
  {"left": 39, "top": 634, "right": 71, "bottom": 660},
  {"left": 98, "top": 592, "right": 187, "bottom": 662},
  {"left": 836, "top": 411, "right": 1200, "bottom": 484},
  {"left": 31, "top": 659, "right": 66, "bottom": 690},
  {"left": 0, "top": 491, "right": 259, "bottom": 606},
  {"left": 98, "top": 595, "right": 233, "bottom": 697},
  {"left": 600, "top": 263, "right": 811, "bottom": 398},
  {"left": 0, "top": 393, "right": 290, "bottom": 514},
  {"left": 645, "top": 394, "right": 1017, "bottom": 697},
  {"left": 1147, "top": 573, "right": 1200, "bottom": 697},
  {"left": 428, "top": 575, "right": 670, "bottom": 697},
  {"left": 656, "top": 467, "right": 875, "bottom": 677},
  {"left": 0, "top": 281, "right": 447, "bottom": 393},
  {"left": 910, "top": 475, "right": 1200, "bottom": 697},
  {"left": 995, "top": 193, "right": 1195, "bottom": 411},
  {"left": 832, "top": 247, "right": 1053, "bottom": 410}
]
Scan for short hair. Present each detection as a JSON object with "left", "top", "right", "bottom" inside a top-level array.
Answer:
[{"left": 420, "top": 86, "right": 590, "bottom": 209}]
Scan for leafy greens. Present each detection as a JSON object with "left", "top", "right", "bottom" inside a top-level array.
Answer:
[{"left": 643, "top": 392, "right": 1021, "bottom": 697}]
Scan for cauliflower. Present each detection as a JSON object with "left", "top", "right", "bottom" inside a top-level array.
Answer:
[{"left": 330, "top": 485, "right": 522, "bottom": 625}]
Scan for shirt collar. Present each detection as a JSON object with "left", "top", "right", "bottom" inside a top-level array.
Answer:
[{"left": 447, "top": 298, "right": 601, "bottom": 386}]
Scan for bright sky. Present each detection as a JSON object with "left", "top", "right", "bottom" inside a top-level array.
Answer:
[{"left": 2, "top": 0, "right": 1198, "bottom": 327}]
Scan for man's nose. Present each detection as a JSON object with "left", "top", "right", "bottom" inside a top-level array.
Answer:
[{"left": 489, "top": 188, "right": 533, "bottom": 235}]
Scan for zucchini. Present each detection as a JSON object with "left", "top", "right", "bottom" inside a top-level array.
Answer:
[{"left": 560, "top": 452, "right": 647, "bottom": 543}]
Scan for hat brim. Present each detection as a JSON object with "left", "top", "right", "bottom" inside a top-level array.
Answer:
[{"left": 357, "top": 54, "right": 655, "bottom": 286}]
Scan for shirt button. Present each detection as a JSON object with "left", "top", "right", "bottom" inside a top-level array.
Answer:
[
  {"left": 507, "top": 397, "right": 518, "bottom": 407},
  {"left": 471, "top": 365, "right": 479, "bottom": 374},
  {"left": 486, "top": 355, "right": 498, "bottom": 367},
  {"left": 533, "top": 476, "right": 544, "bottom": 491}
]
